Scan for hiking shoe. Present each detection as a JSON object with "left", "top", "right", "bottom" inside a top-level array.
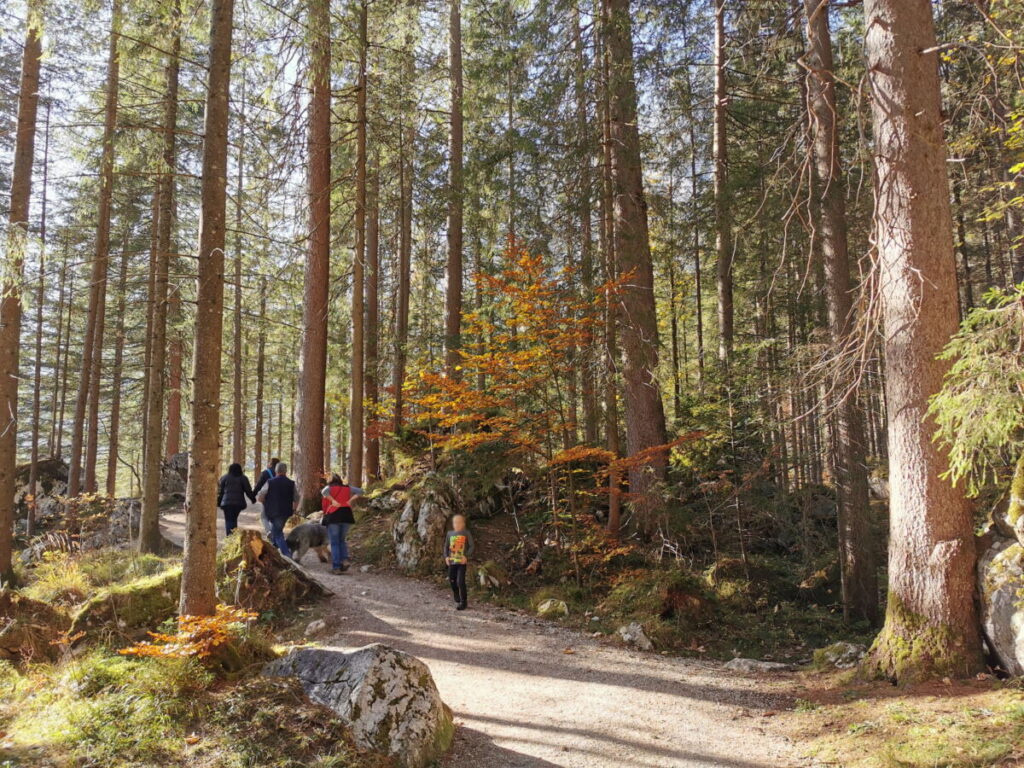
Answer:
[
  {"left": 456, "top": 603, "right": 467, "bottom": 611},
  {"left": 331, "top": 568, "right": 344, "bottom": 575}
]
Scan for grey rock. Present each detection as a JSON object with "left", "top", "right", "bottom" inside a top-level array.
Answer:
[
  {"left": 161, "top": 452, "right": 189, "bottom": 496},
  {"left": 304, "top": 619, "right": 327, "bottom": 638},
  {"left": 814, "top": 642, "right": 867, "bottom": 670},
  {"left": 617, "top": 621, "right": 654, "bottom": 651},
  {"left": 536, "top": 599, "right": 569, "bottom": 619},
  {"left": 724, "top": 658, "right": 796, "bottom": 673},
  {"left": 392, "top": 485, "right": 452, "bottom": 572},
  {"left": 264, "top": 644, "right": 454, "bottom": 768},
  {"left": 978, "top": 536, "right": 1024, "bottom": 675}
]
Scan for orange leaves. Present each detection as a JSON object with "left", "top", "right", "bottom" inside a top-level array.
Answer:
[
  {"left": 550, "top": 445, "right": 617, "bottom": 466},
  {"left": 119, "top": 604, "right": 257, "bottom": 660}
]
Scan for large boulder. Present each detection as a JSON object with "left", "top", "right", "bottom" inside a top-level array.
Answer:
[
  {"left": 264, "top": 645, "right": 454, "bottom": 768},
  {"left": 14, "top": 458, "right": 68, "bottom": 530},
  {"left": 161, "top": 452, "right": 189, "bottom": 497},
  {"left": 978, "top": 536, "right": 1024, "bottom": 675},
  {"left": 392, "top": 485, "right": 453, "bottom": 572}
]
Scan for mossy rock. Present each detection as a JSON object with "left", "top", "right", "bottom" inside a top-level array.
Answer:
[
  {"left": 68, "top": 567, "right": 182, "bottom": 646},
  {"left": 0, "top": 590, "right": 72, "bottom": 663}
]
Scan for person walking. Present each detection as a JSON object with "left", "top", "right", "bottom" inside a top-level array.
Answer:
[
  {"left": 217, "top": 462, "right": 256, "bottom": 535},
  {"left": 253, "top": 457, "right": 279, "bottom": 535},
  {"left": 257, "top": 461, "right": 298, "bottom": 557},
  {"left": 320, "top": 473, "right": 364, "bottom": 574}
]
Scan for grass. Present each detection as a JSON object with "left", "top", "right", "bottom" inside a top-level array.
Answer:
[
  {"left": 0, "top": 648, "right": 384, "bottom": 768},
  {"left": 785, "top": 674, "right": 1024, "bottom": 768},
  {"left": 21, "top": 549, "right": 175, "bottom": 607}
]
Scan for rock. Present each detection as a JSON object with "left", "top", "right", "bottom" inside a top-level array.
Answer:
[
  {"left": 360, "top": 565, "right": 372, "bottom": 573},
  {"left": 617, "top": 621, "right": 654, "bottom": 651},
  {"left": 536, "top": 599, "right": 569, "bottom": 619},
  {"left": 392, "top": 484, "right": 453, "bottom": 573},
  {"left": 304, "top": 619, "right": 327, "bottom": 638},
  {"left": 69, "top": 567, "right": 182, "bottom": 645},
  {"left": 161, "top": 452, "right": 189, "bottom": 497},
  {"left": 0, "top": 590, "right": 72, "bottom": 663},
  {"left": 812, "top": 642, "right": 867, "bottom": 670},
  {"left": 978, "top": 536, "right": 1024, "bottom": 675},
  {"left": 264, "top": 645, "right": 454, "bottom": 768},
  {"left": 724, "top": 657, "right": 796, "bottom": 673},
  {"left": 868, "top": 475, "right": 889, "bottom": 501}
]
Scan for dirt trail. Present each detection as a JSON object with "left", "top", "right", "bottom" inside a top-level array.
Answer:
[{"left": 161, "top": 506, "right": 805, "bottom": 768}]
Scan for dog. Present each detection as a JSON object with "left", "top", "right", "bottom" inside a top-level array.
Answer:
[{"left": 286, "top": 522, "right": 331, "bottom": 565}]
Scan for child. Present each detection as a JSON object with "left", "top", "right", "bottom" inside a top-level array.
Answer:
[{"left": 443, "top": 514, "right": 474, "bottom": 610}]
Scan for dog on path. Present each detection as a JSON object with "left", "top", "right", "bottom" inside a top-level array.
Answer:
[{"left": 286, "top": 522, "right": 330, "bottom": 565}]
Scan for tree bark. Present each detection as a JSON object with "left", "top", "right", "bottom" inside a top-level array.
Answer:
[
  {"left": 862, "top": 0, "right": 984, "bottom": 681},
  {"left": 49, "top": 239, "right": 69, "bottom": 458},
  {"left": 803, "top": 0, "right": 878, "bottom": 625},
  {"left": 253, "top": 275, "right": 266, "bottom": 476},
  {"left": 349, "top": 0, "right": 368, "bottom": 487},
  {"left": 104, "top": 246, "right": 130, "bottom": 496},
  {"left": 365, "top": 152, "right": 381, "bottom": 481},
  {"left": 27, "top": 102, "right": 50, "bottom": 536},
  {"left": 140, "top": 4, "right": 180, "bottom": 554},
  {"left": 181, "top": 0, "right": 235, "bottom": 616},
  {"left": 70, "top": 0, "right": 120, "bottom": 496},
  {"left": 232, "top": 77, "right": 246, "bottom": 465},
  {"left": 392, "top": 19, "right": 414, "bottom": 434},
  {"left": 445, "top": 0, "right": 464, "bottom": 377},
  {"left": 295, "top": 0, "right": 331, "bottom": 508},
  {"left": 713, "top": 0, "right": 734, "bottom": 367},
  {"left": 0, "top": 3, "right": 42, "bottom": 581},
  {"left": 602, "top": 0, "right": 668, "bottom": 527}
]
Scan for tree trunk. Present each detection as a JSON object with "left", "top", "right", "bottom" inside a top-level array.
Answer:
[
  {"left": 295, "top": 0, "right": 331, "bottom": 508},
  {"left": 165, "top": 294, "right": 182, "bottom": 459},
  {"left": 105, "top": 246, "right": 130, "bottom": 496},
  {"left": 349, "top": 0, "right": 368, "bottom": 487},
  {"left": 232, "top": 77, "right": 246, "bottom": 465},
  {"left": 180, "top": 0, "right": 235, "bottom": 617},
  {"left": 70, "top": 0, "right": 120, "bottom": 496},
  {"left": 602, "top": 0, "right": 668, "bottom": 527},
  {"left": 445, "top": 0, "right": 464, "bottom": 376},
  {"left": 27, "top": 102, "right": 50, "bottom": 536},
  {"left": 140, "top": 6, "right": 180, "bottom": 554},
  {"left": 0, "top": 4, "right": 42, "bottom": 581},
  {"left": 141, "top": 186, "right": 160, "bottom": 445},
  {"left": 803, "top": 0, "right": 878, "bottom": 626},
  {"left": 365, "top": 152, "right": 381, "bottom": 481},
  {"left": 254, "top": 275, "right": 266, "bottom": 476},
  {"left": 392, "top": 23, "right": 414, "bottom": 433},
  {"left": 862, "top": 0, "right": 984, "bottom": 682},
  {"left": 49, "top": 239, "right": 69, "bottom": 457},
  {"left": 713, "top": 0, "right": 734, "bottom": 367},
  {"left": 54, "top": 265, "right": 74, "bottom": 460}
]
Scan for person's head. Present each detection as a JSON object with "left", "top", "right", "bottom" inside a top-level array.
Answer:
[
  {"left": 329, "top": 473, "right": 343, "bottom": 485},
  {"left": 275, "top": 462, "right": 288, "bottom": 476},
  {"left": 269, "top": 457, "right": 280, "bottom": 469},
  {"left": 451, "top": 514, "right": 467, "bottom": 532},
  {"left": 228, "top": 462, "right": 242, "bottom": 477}
]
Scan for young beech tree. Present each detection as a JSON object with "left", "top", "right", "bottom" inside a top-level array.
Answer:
[
  {"left": 863, "top": 0, "right": 984, "bottom": 681},
  {"left": 181, "top": 0, "right": 236, "bottom": 616},
  {"left": 0, "top": 1, "right": 42, "bottom": 583}
]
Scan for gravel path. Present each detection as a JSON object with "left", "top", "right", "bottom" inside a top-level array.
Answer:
[{"left": 162, "top": 506, "right": 804, "bottom": 768}]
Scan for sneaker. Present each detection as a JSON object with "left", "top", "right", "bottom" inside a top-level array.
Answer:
[
  {"left": 331, "top": 568, "right": 343, "bottom": 575},
  {"left": 456, "top": 603, "right": 467, "bottom": 611},
  {"left": 339, "top": 563, "right": 349, "bottom": 573}
]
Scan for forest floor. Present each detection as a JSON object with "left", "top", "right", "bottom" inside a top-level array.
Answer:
[{"left": 161, "top": 506, "right": 805, "bottom": 767}]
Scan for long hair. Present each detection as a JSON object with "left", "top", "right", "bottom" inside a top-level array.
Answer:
[{"left": 228, "top": 462, "right": 243, "bottom": 477}]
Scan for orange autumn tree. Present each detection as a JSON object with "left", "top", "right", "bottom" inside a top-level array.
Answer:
[{"left": 412, "top": 240, "right": 608, "bottom": 523}]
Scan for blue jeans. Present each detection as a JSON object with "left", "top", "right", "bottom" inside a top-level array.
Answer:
[
  {"left": 327, "top": 523, "right": 351, "bottom": 569},
  {"left": 269, "top": 517, "right": 292, "bottom": 558}
]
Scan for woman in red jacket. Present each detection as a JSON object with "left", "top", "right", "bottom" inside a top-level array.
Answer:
[{"left": 320, "top": 473, "right": 363, "bottom": 574}]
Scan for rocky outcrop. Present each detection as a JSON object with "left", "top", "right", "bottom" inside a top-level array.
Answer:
[
  {"left": 264, "top": 645, "right": 454, "bottom": 768},
  {"left": 13, "top": 458, "right": 68, "bottom": 535},
  {"left": 392, "top": 484, "right": 453, "bottom": 572},
  {"left": 978, "top": 536, "right": 1024, "bottom": 675},
  {"left": 161, "top": 452, "right": 189, "bottom": 497}
]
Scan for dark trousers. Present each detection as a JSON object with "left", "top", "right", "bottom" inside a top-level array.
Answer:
[
  {"left": 448, "top": 563, "right": 468, "bottom": 606},
  {"left": 222, "top": 505, "right": 244, "bottom": 536}
]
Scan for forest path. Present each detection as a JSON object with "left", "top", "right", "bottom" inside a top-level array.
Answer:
[{"left": 161, "top": 506, "right": 805, "bottom": 768}]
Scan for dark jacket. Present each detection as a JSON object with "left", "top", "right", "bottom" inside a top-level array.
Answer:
[
  {"left": 260, "top": 474, "right": 298, "bottom": 521},
  {"left": 218, "top": 473, "right": 256, "bottom": 509},
  {"left": 253, "top": 466, "right": 275, "bottom": 496}
]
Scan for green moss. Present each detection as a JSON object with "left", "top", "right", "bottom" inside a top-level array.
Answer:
[
  {"left": 69, "top": 566, "right": 182, "bottom": 645},
  {"left": 864, "top": 592, "right": 984, "bottom": 684}
]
